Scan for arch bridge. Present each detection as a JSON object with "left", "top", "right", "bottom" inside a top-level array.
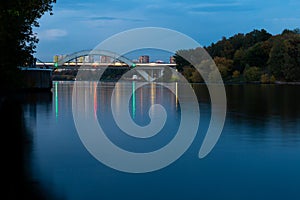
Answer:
[
  {"left": 57, "top": 49, "right": 134, "bottom": 67},
  {"left": 46, "top": 49, "right": 177, "bottom": 81}
]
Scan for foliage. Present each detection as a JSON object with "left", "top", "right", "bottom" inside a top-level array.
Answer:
[
  {"left": 182, "top": 67, "right": 194, "bottom": 82},
  {"left": 232, "top": 70, "right": 240, "bottom": 78},
  {"left": 191, "top": 70, "right": 203, "bottom": 83},
  {"left": 174, "top": 28, "right": 300, "bottom": 83},
  {"left": 244, "top": 41, "right": 272, "bottom": 70},
  {"left": 243, "top": 67, "right": 262, "bottom": 82},
  {"left": 155, "top": 66, "right": 173, "bottom": 82},
  {"left": 267, "top": 38, "right": 286, "bottom": 79},
  {"left": 208, "top": 69, "right": 222, "bottom": 83},
  {"left": 204, "top": 29, "right": 272, "bottom": 60},
  {"left": 233, "top": 48, "right": 246, "bottom": 72},
  {"left": 260, "top": 74, "right": 277, "bottom": 84},
  {"left": 0, "top": 0, "right": 56, "bottom": 89},
  {"left": 270, "top": 75, "right": 276, "bottom": 83},
  {"left": 173, "top": 52, "right": 190, "bottom": 72},
  {"left": 268, "top": 33, "right": 300, "bottom": 81},
  {"left": 174, "top": 47, "right": 211, "bottom": 72},
  {"left": 281, "top": 34, "right": 300, "bottom": 81},
  {"left": 260, "top": 74, "right": 270, "bottom": 83},
  {"left": 214, "top": 56, "right": 233, "bottom": 68}
]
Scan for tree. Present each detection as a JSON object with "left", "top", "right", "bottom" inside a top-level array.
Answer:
[
  {"left": 260, "top": 73, "right": 270, "bottom": 83},
  {"left": 173, "top": 50, "right": 192, "bottom": 72},
  {"left": 294, "top": 28, "right": 300, "bottom": 34},
  {"left": 232, "top": 70, "right": 240, "bottom": 78},
  {"left": 282, "top": 28, "right": 300, "bottom": 35},
  {"left": 213, "top": 56, "right": 233, "bottom": 78},
  {"left": 260, "top": 74, "right": 276, "bottom": 84},
  {"left": 183, "top": 28, "right": 300, "bottom": 83},
  {"left": 282, "top": 34, "right": 300, "bottom": 81},
  {"left": 214, "top": 57, "right": 233, "bottom": 70},
  {"left": 233, "top": 48, "right": 246, "bottom": 72},
  {"left": 156, "top": 66, "right": 173, "bottom": 82},
  {"left": 244, "top": 29, "right": 272, "bottom": 48},
  {"left": 191, "top": 70, "right": 203, "bottom": 83},
  {"left": 243, "top": 66, "right": 262, "bottom": 82},
  {"left": 182, "top": 67, "right": 194, "bottom": 82},
  {"left": 0, "top": 0, "right": 56, "bottom": 89},
  {"left": 244, "top": 41, "right": 272, "bottom": 70},
  {"left": 267, "top": 38, "right": 286, "bottom": 79}
]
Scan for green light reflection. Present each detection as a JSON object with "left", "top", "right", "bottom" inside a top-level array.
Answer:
[
  {"left": 55, "top": 82, "right": 58, "bottom": 120},
  {"left": 132, "top": 81, "right": 136, "bottom": 119}
]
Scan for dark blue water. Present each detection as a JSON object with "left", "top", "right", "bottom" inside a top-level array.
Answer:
[{"left": 22, "top": 81, "right": 300, "bottom": 200}]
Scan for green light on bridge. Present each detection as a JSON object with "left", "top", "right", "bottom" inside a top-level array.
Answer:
[
  {"left": 131, "top": 63, "right": 136, "bottom": 68},
  {"left": 54, "top": 62, "right": 58, "bottom": 68}
]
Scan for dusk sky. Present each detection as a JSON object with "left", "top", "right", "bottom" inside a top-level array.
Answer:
[{"left": 34, "top": 0, "right": 300, "bottom": 62}]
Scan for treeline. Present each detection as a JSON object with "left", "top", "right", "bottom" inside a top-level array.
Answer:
[
  {"left": 174, "top": 28, "right": 300, "bottom": 83},
  {"left": 0, "top": 0, "right": 56, "bottom": 90}
]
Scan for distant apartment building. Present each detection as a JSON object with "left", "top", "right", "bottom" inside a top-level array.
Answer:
[
  {"left": 139, "top": 55, "right": 150, "bottom": 63},
  {"left": 77, "top": 56, "right": 84, "bottom": 63},
  {"left": 53, "top": 55, "right": 59, "bottom": 63},
  {"left": 53, "top": 54, "right": 67, "bottom": 62},
  {"left": 169, "top": 56, "right": 176, "bottom": 64},
  {"left": 100, "top": 55, "right": 112, "bottom": 63},
  {"left": 84, "top": 55, "right": 94, "bottom": 63}
]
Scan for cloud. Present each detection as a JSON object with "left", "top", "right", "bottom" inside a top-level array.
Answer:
[
  {"left": 185, "top": 2, "right": 241, "bottom": 9},
  {"left": 80, "top": 15, "right": 145, "bottom": 28},
  {"left": 186, "top": 2, "right": 253, "bottom": 13},
  {"left": 38, "top": 29, "right": 68, "bottom": 40},
  {"left": 271, "top": 17, "right": 300, "bottom": 22},
  {"left": 156, "top": 1, "right": 254, "bottom": 14},
  {"left": 88, "top": 16, "right": 144, "bottom": 22},
  {"left": 90, "top": 16, "right": 119, "bottom": 21}
]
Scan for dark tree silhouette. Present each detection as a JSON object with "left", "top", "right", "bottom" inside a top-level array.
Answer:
[
  {"left": 0, "top": 0, "right": 56, "bottom": 90},
  {"left": 175, "top": 28, "right": 300, "bottom": 83}
]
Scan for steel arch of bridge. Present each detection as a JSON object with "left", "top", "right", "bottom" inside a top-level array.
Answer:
[{"left": 57, "top": 49, "right": 133, "bottom": 66}]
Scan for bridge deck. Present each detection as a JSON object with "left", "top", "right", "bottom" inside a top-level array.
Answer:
[{"left": 36, "top": 62, "right": 176, "bottom": 68}]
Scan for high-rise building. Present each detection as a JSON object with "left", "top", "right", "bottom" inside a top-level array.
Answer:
[
  {"left": 54, "top": 54, "right": 67, "bottom": 62},
  {"left": 169, "top": 56, "right": 176, "bottom": 64},
  {"left": 139, "top": 55, "right": 150, "bottom": 63},
  {"left": 100, "top": 55, "right": 112, "bottom": 63},
  {"left": 84, "top": 55, "right": 94, "bottom": 63},
  {"left": 77, "top": 56, "right": 84, "bottom": 63},
  {"left": 89, "top": 55, "right": 94, "bottom": 63},
  {"left": 53, "top": 55, "right": 59, "bottom": 63}
]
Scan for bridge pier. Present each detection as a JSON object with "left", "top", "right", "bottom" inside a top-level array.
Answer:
[{"left": 19, "top": 68, "right": 53, "bottom": 91}]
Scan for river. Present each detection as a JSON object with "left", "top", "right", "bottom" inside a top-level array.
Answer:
[{"left": 19, "top": 81, "right": 300, "bottom": 200}]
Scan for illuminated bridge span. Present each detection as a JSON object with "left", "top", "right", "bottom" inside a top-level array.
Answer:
[
  {"left": 57, "top": 49, "right": 134, "bottom": 67},
  {"left": 36, "top": 62, "right": 176, "bottom": 68},
  {"left": 36, "top": 49, "right": 176, "bottom": 68},
  {"left": 36, "top": 50, "right": 177, "bottom": 81}
]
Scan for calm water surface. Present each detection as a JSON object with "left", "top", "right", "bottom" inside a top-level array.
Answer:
[{"left": 22, "top": 81, "right": 300, "bottom": 200}]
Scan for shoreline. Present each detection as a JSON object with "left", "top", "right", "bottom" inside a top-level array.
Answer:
[
  {"left": 51, "top": 78, "right": 300, "bottom": 85},
  {"left": 273, "top": 81, "right": 300, "bottom": 85}
]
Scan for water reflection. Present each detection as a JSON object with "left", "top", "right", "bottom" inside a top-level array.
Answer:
[
  {"left": 192, "top": 83, "right": 300, "bottom": 119},
  {"left": 18, "top": 82, "right": 300, "bottom": 200},
  {"left": 72, "top": 81, "right": 181, "bottom": 153},
  {"left": 226, "top": 84, "right": 300, "bottom": 118},
  {"left": 54, "top": 81, "right": 59, "bottom": 120},
  {"left": 93, "top": 82, "right": 97, "bottom": 118},
  {"left": 0, "top": 91, "right": 62, "bottom": 200},
  {"left": 192, "top": 83, "right": 300, "bottom": 145},
  {"left": 132, "top": 81, "right": 136, "bottom": 119}
]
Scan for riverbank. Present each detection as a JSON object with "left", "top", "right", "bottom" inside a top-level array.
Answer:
[
  {"left": 0, "top": 93, "right": 62, "bottom": 200},
  {"left": 274, "top": 81, "right": 300, "bottom": 85},
  {"left": 51, "top": 75, "right": 300, "bottom": 85}
]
